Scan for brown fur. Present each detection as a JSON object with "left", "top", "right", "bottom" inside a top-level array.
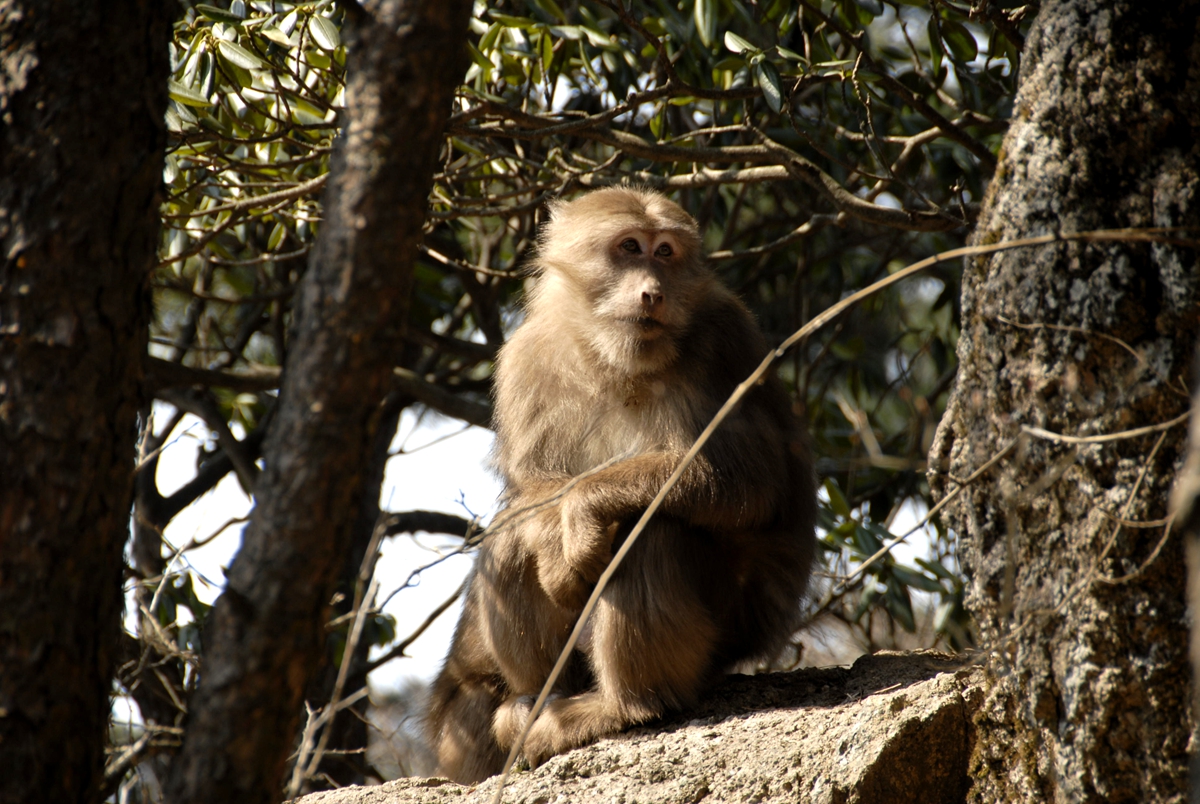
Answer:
[{"left": 426, "top": 187, "right": 816, "bottom": 782}]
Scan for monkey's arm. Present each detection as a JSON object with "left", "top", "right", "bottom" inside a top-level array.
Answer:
[
  {"left": 560, "top": 424, "right": 789, "bottom": 534},
  {"left": 497, "top": 477, "right": 613, "bottom": 610}
]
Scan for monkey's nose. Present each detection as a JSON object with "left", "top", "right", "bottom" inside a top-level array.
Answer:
[{"left": 641, "top": 291, "right": 664, "bottom": 312}]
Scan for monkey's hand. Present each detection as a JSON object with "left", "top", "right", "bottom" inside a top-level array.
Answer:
[{"left": 559, "top": 489, "right": 621, "bottom": 586}]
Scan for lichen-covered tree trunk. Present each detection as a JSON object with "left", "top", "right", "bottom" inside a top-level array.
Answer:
[
  {"left": 162, "top": 1, "right": 472, "bottom": 802},
  {"left": 930, "top": 1, "right": 1200, "bottom": 801},
  {"left": 0, "top": 4, "right": 169, "bottom": 804}
]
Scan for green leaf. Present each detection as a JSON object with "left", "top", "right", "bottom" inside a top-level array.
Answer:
[
  {"left": 852, "top": 522, "right": 884, "bottom": 556},
  {"left": 305, "top": 49, "right": 332, "bottom": 70},
  {"left": 755, "top": 59, "right": 784, "bottom": 112},
  {"left": 776, "top": 45, "right": 806, "bottom": 63},
  {"left": 267, "top": 221, "right": 286, "bottom": 250},
  {"left": 891, "top": 564, "right": 946, "bottom": 593},
  {"left": 466, "top": 40, "right": 493, "bottom": 71},
  {"left": 641, "top": 17, "right": 667, "bottom": 37},
  {"left": 529, "top": 0, "right": 567, "bottom": 23},
  {"left": 177, "top": 34, "right": 206, "bottom": 83},
  {"left": 308, "top": 14, "right": 340, "bottom": 50},
  {"left": 195, "top": 3, "right": 243, "bottom": 24},
  {"left": 884, "top": 580, "right": 917, "bottom": 632},
  {"left": 854, "top": 0, "right": 884, "bottom": 14},
  {"left": 694, "top": 0, "right": 717, "bottom": 48},
  {"left": 371, "top": 613, "right": 397, "bottom": 647},
  {"left": 218, "top": 39, "right": 263, "bottom": 69},
  {"left": 724, "top": 31, "right": 756, "bottom": 55},
  {"left": 479, "top": 21, "right": 504, "bottom": 53},
  {"left": 261, "top": 26, "right": 297, "bottom": 47},
  {"left": 540, "top": 30, "right": 553, "bottom": 71},
  {"left": 853, "top": 584, "right": 880, "bottom": 622},
  {"left": 289, "top": 98, "right": 328, "bottom": 126},
  {"left": 488, "top": 11, "right": 537, "bottom": 29},
  {"left": 926, "top": 14, "right": 943, "bottom": 74},
  {"left": 198, "top": 111, "right": 231, "bottom": 136},
  {"left": 940, "top": 19, "right": 978, "bottom": 62},
  {"left": 169, "top": 80, "right": 213, "bottom": 107},
  {"left": 579, "top": 40, "right": 600, "bottom": 83},
  {"left": 583, "top": 27, "right": 619, "bottom": 51},
  {"left": 712, "top": 55, "right": 744, "bottom": 71},
  {"left": 823, "top": 478, "right": 852, "bottom": 518},
  {"left": 915, "top": 557, "right": 959, "bottom": 582},
  {"left": 547, "top": 25, "right": 581, "bottom": 41}
]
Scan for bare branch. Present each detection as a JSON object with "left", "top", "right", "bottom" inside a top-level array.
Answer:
[
  {"left": 147, "top": 356, "right": 281, "bottom": 393},
  {"left": 392, "top": 367, "right": 492, "bottom": 428},
  {"left": 383, "top": 510, "right": 475, "bottom": 538},
  {"left": 158, "top": 389, "right": 260, "bottom": 490}
]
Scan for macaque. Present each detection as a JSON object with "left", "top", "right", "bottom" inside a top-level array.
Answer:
[{"left": 426, "top": 187, "right": 816, "bottom": 783}]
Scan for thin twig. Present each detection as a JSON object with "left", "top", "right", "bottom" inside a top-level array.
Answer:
[
  {"left": 287, "top": 514, "right": 387, "bottom": 797},
  {"left": 365, "top": 581, "right": 466, "bottom": 674},
  {"left": 1021, "top": 411, "right": 1190, "bottom": 445}
]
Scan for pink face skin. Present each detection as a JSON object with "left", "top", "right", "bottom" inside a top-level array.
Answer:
[{"left": 601, "top": 228, "right": 689, "bottom": 337}]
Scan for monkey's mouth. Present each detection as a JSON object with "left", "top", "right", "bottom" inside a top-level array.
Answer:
[{"left": 628, "top": 316, "right": 665, "bottom": 334}]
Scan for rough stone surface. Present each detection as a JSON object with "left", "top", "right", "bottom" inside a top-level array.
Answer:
[{"left": 294, "top": 652, "right": 982, "bottom": 804}]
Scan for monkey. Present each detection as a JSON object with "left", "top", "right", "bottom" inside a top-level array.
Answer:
[{"left": 425, "top": 186, "right": 816, "bottom": 783}]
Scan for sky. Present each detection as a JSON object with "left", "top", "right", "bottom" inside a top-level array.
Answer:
[{"left": 145, "top": 407, "right": 503, "bottom": 692}]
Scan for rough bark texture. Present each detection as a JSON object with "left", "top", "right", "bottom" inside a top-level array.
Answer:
[
  {"left": 0, "top": 3, "right": 169, "bottom": 804},
  {"left": 163, "top": 1, "right": 473, "bottom": 802},
  {"left": 929, "top": 2, "right": 1200, "bottom": 802},
  {"left": 293, "top": 653, "right": 982, "bottom": 804},
  {"left": 305, "top": 387, "right": 416, "bottom": 791}
]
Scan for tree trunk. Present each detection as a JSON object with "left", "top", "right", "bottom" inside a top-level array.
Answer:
[
  {"left": 930, "top": 2, "right": 1199, "bottom": 801},
  {"left": 162, "top": 1, "right": 473, "bottom": 801},
  {"left": 0, "top": 3, "right": 169, "bottom": 804},
  {"left": 304, "top": 388, "right": 413, "bottom": 791}
]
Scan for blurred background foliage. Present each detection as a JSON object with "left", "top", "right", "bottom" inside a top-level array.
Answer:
[{"left": 121, "top": 0, "right": 1030, "bottom": 793}]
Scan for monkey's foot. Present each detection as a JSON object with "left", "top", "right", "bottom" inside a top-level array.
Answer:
[{"left": 523, "top": 693, "right": 641, "bottom": 767}]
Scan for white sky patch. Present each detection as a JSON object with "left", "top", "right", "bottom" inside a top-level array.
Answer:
[
  {"left": 122, "top": 407, "right": 500, "bottom": 710},
  {"left": 370, "top": 415, "right": 502, "bottom": 687}
]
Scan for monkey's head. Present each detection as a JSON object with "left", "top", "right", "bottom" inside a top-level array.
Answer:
[{"left": 531, "top": 187, "right": 713, "bottom": 375}]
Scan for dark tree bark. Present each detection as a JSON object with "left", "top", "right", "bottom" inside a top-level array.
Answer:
[
  {"left": 0, "top": 3, "right": 170, "bottom": 804},
  {"left": 163, "top": 0, "right": 473, "bottom": 802},
  {"left": 304, "top": 387, "right": 413, "bottom": 791},
  {"left": 930, "top": 2, "right": 1199, "bottom": 801}
]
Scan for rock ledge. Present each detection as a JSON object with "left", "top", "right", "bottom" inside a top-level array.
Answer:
[{"left": 296, "top": 651, "right": 983, "bottom": 804}]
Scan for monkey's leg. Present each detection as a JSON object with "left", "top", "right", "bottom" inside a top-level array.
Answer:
[
  {"left": 523, "top": 520, "right": 722, "bottom": 766},
  {"left": 427, "top": 677, "right": 507, "bottom": 784}
]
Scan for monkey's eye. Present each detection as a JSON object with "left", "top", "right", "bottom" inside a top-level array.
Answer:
[
  {"left": 655, "top": 243, "right": 673, "bottom": 257},
  {"left": 620, "top": 238, "right": 641, "bottom": 253}
]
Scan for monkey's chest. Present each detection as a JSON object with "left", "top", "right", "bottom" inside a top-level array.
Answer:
[{"left": 561, "top": 388, "right": 683, "bottom": 475}]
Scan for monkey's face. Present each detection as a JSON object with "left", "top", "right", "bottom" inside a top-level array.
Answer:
[
  {"left": 596, "top": 228, "right": 686, "bottom": 333},
  {"left": 536, "top": 188, "right": 712, "bottom": 376},
  {"left": 567, "top": 224, "right": 707, "bottom": 375}
]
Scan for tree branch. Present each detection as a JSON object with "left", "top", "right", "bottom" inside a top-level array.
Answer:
[
  {"left": 392, "top": 367, "right": 492, "bottom": 428},
  {"left": 147, "top": 356, "right": 282, "bottom": 393}
]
